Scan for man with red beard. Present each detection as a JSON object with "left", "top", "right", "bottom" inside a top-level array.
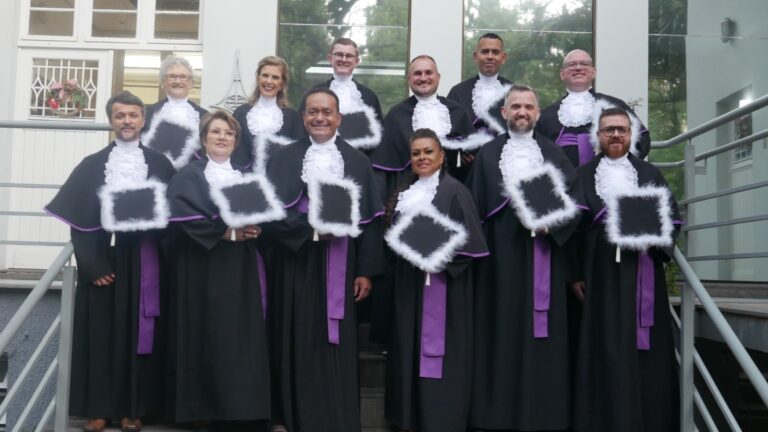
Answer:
[{"left": 466, "top": 85, "right": 582, "bottom": 432}]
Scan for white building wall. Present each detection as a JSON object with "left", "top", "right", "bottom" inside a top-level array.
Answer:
[{"left": 686, "top": 0, "right": 768, "bottom": 281}]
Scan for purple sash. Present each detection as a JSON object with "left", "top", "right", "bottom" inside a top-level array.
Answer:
[
  {"left": 137, "top": 236, "right": 160, "bottom": 354},
  {"left": 420, "top": 271, "right": 447, "bottom": 379},
  {"left": 533, "top": 235, "right": 551, "bottom": 338},
  {"left": 636, "top": 252, "right": 655, "bottom": 350},
  {"left": 326, "top": 237, "right": 349, "bottom": 344},
  {"left": 555, "top": 128, "right": 595, "bottom": 166},
  {"left": 256, "top": 250, "right": 268, "bottom": 319}
]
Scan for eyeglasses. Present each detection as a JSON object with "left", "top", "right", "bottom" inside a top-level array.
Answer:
[
  {"left": 563, "top": 61, "right": 593, "bottom": 70},
  {"left": 166, "top": 74, "right": 191, "bottom": 82},
  {"left": 208, "top": 128, "right": 236, "bottom": 138},
  {"left": 332, "top": 52, "right": 357, "bottom": 60},
  {"left": 598, "top": 126, "right": 631, "bottom": 137}
]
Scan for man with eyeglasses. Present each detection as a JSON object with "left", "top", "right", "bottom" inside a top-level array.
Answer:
[
  {"left": 301, "top": 37, "right": 384, "bottom": 154},
  {"left": 141, "top": 55, "right": 208, "bottom": 169},
  {"left": 447, "top": 32, "right": 513, "bottom": 137},
  {"left": 535, "top": 49, "right": 650, "bottom": 168},
  {"left": 569, "top": 107, "right": 681, "bottom": 431}
]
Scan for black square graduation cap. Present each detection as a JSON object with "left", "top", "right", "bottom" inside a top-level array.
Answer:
[
  {"left": 606, "top": 185, "right": 674, "bottom": 250},
  {"left": 505, "top": 162, "right": 579, "bottom": 232},
  {"left": 338, "top": 105, "right": 382, "bottom": 150},
  {"left": 385, "top": 204, "right": 468, "bottom": 273},
  {"left": 99, "top": 179, "right": 170, "bottom": 232},
  {"left": 307, "top": 175, "right": 362, "bottom": 238},
  {"left": 142, "top": 111, "right": 199, "bottom": 169},
  {"left": 210, "top": 174, "right": 286, "bottom": 228}
]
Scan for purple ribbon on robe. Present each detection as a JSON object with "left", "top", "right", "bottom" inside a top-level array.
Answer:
[
  {"left": 420, "top": 271, "right": 447, "bottom": 379},
  {"left": 636, "top": 251, "right": 655, "bottom": 350},
  {"left": 556, "top": 128, "right": 595, "bottom": 166},
  {"left": 326, "top": 237, "right": 349, "bottom": 345},
  {"left": 533, "top": 235, "right": 551, "bottom": 338},
  {"left": 256, "top": 250, "right": 267, "bottom": 319},
  {"left": 137, "top": 236, "right": 160, "bottom": 354}
]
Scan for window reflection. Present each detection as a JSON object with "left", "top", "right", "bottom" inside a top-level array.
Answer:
[
  {"left": 278, "top": 0, "right": 409, "bottom": 112},
  {"left": 462, "top": 0, "right": 593, "bottom": 107}
]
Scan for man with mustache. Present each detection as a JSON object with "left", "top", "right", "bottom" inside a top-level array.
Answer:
[
  {"left": 466, "top": 85, "right": 582, "bottom": 432},
  {"left": 300, "top": 38, "right": 384, "bottom": 154},
  {"left": 570, "top": 107, "right": 681, "bottom": 431},
  {"left": 264, "top": 88, "right": 384, "bottom": 432},
  {"left": 45, "top": 91, "right": 175, "bottom": 432},
  {"left": 447, "top": 33, "right": 513, "bottom": 137},
  {"left": 535, "top": 49, "right": 650, "bottom": 168}
]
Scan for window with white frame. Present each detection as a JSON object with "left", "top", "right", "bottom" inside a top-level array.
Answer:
[
  {"left": 29, "top": 58, "right": 99, "bottom": 119},
  {"left": 92, "top": 0, "right": 138, "bottom": 38},
  {"left": 28, "top": 0, "right": 76, "bottom": 37},
  {"left": 154, "top": 0, "right": 200, "bottom": 40}
]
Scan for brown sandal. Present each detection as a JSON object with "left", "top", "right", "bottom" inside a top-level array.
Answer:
[
  {"left": 83, "top": 418, "right": 107, "bottom": 432},
  {"left": 120, "top": 417, "right": 142, "bottom": 432}
]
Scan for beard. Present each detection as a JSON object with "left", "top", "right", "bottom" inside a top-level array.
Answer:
[{"left": 507, "top": 116, "right": 534, "bottom": 133}]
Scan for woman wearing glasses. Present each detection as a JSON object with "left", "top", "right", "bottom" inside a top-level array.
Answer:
[
  {"left": 165, "top": 110, "right": 271, "bottom": 429},
  {"left": 231, "top": 56, "right": 305, "bottom": 173},
  {"left": 142, "top": 55, "right": 208, "bottom": 169}
]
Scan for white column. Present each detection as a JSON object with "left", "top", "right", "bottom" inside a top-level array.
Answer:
[
  {"left": 200, "top": 0, "right": 279, "bottom": 109},
  {"left": 409, "top": 0, "right": 465, "bottom": 96},
  {"left": 594, "top": 0, "right": 649, "bottom": 122}
]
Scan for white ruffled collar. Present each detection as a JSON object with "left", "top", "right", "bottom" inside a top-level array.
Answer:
[
  {"left": 595, "top": 154, "right": 638, "bottom": 202},
  {"left": 301, "top": 136, "right": 345, "bottom": 183},
  {"left": 472, "top": 74, "right": 505, "bottom": 117},
  {"left": 246, "top": 96, "right": 283, "bottom": 135},
  {"left": 412, "top": 95, "right": 451, "bottom": 137},
  {"left": 395, "top": 169, "right": 440, "bottom": 214},
  {"left": 330, "top": 74, "right": 364, "bottom": 114},
  {"left": 477, "top": 73, "right": 500, "bottom": 85},
  {"left": 105, "top": 140, "right": 147, "bottom": 185},
  {"left": 204, "top": 157, "right": 241, "bottom": 187},
  {"left": 160, "top": 96, "right": 200, "bottom": 124},
  {"left": 499, "top": 131, "right": 544, "bottom": 182},
  {"left": 557, "top": 89, "right": 595, "bottom": 127}
]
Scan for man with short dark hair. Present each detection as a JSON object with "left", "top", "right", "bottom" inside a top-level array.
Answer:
[
  {"left": 301, "top": 37, "right": 384, "bottom": 153},
  {"left": 536, "top": 49, "right": 650, "bottom": 168},
  {"left": 45, "top": 91, "right": 175, "bottom": 432},
  {"left": 265, "top": 88, "right": 384, "bottom": 431},
  {"left": 570, "top": 107, "right": 681, "bottom": 432},
  {"left": 447, "top": 32, "right": 512, "bottom": 136},
  {"left": 466, "top": 85, "right": 582, "bottom": 432}
]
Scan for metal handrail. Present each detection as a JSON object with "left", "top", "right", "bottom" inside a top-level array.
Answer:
[
  {"left": 676, "top": 246, "right": 768, "bottom": 431},
  {"left": 654, "top": 128, "right": 768, "bottom": 167},
  {"left": 0, "top": 120, "right": 110, "bottom": 131},
  {"left": 652, "top": 93, "right": 768, "bottom": 149}
]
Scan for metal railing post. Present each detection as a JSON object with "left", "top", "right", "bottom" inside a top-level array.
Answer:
[
  {"left": 54, "top": 265, "right": 76, "bottom": 432},
  {"left": 683, "top": 141, "right": 696, "bottom": 255},
  {"left": 680, "top": 280, "right": 696, "bottom": 431}
]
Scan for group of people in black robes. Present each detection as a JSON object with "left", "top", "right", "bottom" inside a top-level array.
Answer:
[{"left": 46, "top": 34, "right": 683, "bottom": 432}]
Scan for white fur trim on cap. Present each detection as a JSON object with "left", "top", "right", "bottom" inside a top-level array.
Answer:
[
  {"left": 605, "top": 184, "right": 674, "bottom": 251},
  {"left": 209, "top": 173, "right": 287, "bottom": 228},
  {"left": 252, "top": 133, "right": 296, "bottom": 174},
  {"left": 141, "top": 109, "right": 200, "bottom": 169},
  {"left": 502, "top": 161, "right": 579, "bottom": 232},
  {"left": 385, "top": 204, "right": 468, "bottom": 274},
  {"left": 307, "top": 174, "right": 363, "bottom": 238},
  {"left": 474, "top": 83, "right": 512, "bottom": 135},
  {"left": 441, "top": 130, "right": 496, "bottom": 151},
  {"left": 99, "top": 178, "right": 170, "bottom": 232},
  {"left": 588, "top": 98, "right": 643, "bottom": 157}
]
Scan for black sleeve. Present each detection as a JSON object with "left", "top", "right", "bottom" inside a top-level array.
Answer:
[
  {"left": 262, "top": 208, "right": 313, "bottom": 253},
  {"left": 355, "top": 217, "right": 384, "bottom": 278},
  {"left": 178, "top": 218, "right": 229, "bottom": 250},
  {"left": 71, "top": 229, "right": 114, "bottom": 282}
]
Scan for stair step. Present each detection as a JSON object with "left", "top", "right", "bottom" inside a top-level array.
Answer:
[{"left": 360, "top": 351, "right": 387, "bottom": 388}]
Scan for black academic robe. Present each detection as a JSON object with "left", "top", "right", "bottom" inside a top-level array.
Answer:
[
  {"left": 142, "top": 98, "right": 209, "bottom": 168},
  {"left": 446, "top": 74, "right": 512, "bottom": 136},
  {"left": 369, "top": 95, "right": 475, "bottom": 200},
  {"left": 231, "top": 102, "right": 305, "bottom": 171},
  {"left": 572, "top": 154, "right": 681, "bottom": 432},
  {"left": 164, "top": 158, "right": 270, "bottom": 423},
  {"left": 263, "top": 136, "right": 384, "bottom": 432},
  {"left": 535, "top": 89, "right": 651, "bottom": 167},
  {"left": 385, "top": 174, "right": 488, "bottom": 432},
  {"left": 44, "top": 142, "right": 175, "bottom": 419},
  {"left": 465, "top": 132, "right": 582, "bottom": 431}
]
